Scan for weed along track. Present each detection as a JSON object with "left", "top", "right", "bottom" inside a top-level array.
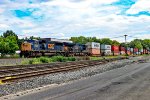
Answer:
[{"left": 0, "top": 57, "right": 127, "bottom": 84}]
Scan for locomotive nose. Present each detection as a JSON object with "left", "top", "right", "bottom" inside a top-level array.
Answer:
[{"left": 21, "top": 43, "right": 32, "bottom": 51}]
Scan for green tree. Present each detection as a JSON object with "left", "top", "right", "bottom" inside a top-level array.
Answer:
[
  {"left": 3, "top": 30, "right": 18, "bottom": 40},
  {"left": 141, "top": 39, "right": 150, "bottom": 49},
  {"left": 70, "top": 36, "right": 89, "bottom": 44},
  {"left": 5, "top": 36, "right": 19, "bottom": 54},
  {"left": 0, "top": 30, "right": 19, "bottom": 55},
  {"left": 120, "top": 43, "right": 129, "bottom": 48},
  {"left": 112, "top": 40, "right": 120, "bottom": 46},
  {"left": 70, "top": 36, "right": 101, "bottom": 44},
  {"left": 101, "top": 38, "right": 112, "bottom": 45},
  {"left": 129, "top": 39, "right": 143, "bottom": 49}
]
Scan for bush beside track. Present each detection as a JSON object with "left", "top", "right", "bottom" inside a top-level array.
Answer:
[
  {"left": 21, "top": 56, "right": 77, "bottom": 65},
  {"left": 22, "top": 56, "right": 129, "bottom": 65}
]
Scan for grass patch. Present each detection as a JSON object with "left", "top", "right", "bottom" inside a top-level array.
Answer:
[{"left": 22, "top": 56, "right": 76, "bottom": 65}]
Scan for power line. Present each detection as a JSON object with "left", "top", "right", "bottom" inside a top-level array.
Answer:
[
  {"left": 109, "top": 36, "right": 124, "bottom": 39},
  {"left": 128, "top": 35, "right": 138, "bottom": 39}
]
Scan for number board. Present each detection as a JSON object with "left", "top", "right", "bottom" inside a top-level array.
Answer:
[{"left": 48, "top": 44, "right": 55, "bottom": 49}]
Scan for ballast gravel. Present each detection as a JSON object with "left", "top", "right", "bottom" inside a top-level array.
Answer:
[{"left": 0, "top": 56, "right": 150, "bottom": 97}]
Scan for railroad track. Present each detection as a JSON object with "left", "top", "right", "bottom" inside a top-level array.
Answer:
[{"left": 0, "top": 57, "right": 128, "bottom": 84}]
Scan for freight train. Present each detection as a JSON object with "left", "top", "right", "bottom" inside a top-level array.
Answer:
[{"left": 20, "top": 38, "right": 150, "bottom": 57}]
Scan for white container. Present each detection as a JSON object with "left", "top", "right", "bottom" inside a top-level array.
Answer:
[
  {"left": 130, "top": 48, "right": 134, "bottom": 52},
  {"left": 86, "top": 42, "right": 100, "bottom": 49},
  {"left": 139, "top": 49, "right": 143, "bottom": 52},
  {"left": 101, "top": 44, "right": 111, "bottom": 50},
  {"left": 101, "top": 49, "right": 112, "bottom": 55}
]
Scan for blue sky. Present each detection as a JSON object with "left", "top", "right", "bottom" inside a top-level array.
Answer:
[{"left": 0, "top": 0, "right": 150, "bottom": 42}]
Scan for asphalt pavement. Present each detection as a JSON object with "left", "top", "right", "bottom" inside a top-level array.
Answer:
[{"left": 3, "top": 61, "right": 150, "bottom": 100}]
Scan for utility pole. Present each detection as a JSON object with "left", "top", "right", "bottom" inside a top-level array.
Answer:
[
  {"left": 124, "top": 34, "right": 128, "bottom": 56},
  {"left": 124, "top": 35, "right": 128, "bottom": 44}
]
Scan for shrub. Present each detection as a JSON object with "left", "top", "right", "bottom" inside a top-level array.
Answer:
[
  {"left": 39, "top": 57, "right": 49, "bottom": 63},
  {"left": 68, "top": 57, "right": 76, "bottom": 61},
  {"left": 29, "top": 58, "right": 41, "bottom": 64},
  {"left": 22, "top": 56, "right": 77, "bottom": 65}
]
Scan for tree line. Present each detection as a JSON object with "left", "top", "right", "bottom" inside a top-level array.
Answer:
[
  {"left": 0, "top": 30, "right": 150, "bottom": 56},
  {"left": 70, "top": 36, "right": 150, "bottom": 49}
]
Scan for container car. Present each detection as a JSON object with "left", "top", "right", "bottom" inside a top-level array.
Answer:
[
  {"left": 119, "top": 46, "right": 125, "bottom": 55},
  {"left": 111, "top": 45, "right": 119, "bottom": 56},
  {"left": 86, "top": 42, "right": 101, "bottom": 56},
  {"left": 100, "top": 44, "right": 111, "bottom": 56}
]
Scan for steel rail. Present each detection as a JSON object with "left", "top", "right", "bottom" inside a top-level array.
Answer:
[{"left": 0, "top": 57, "right": 128, "bottom": 84}]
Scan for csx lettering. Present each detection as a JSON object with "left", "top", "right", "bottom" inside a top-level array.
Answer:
[{"left": 48, "top": 44, "right": 54, "bottom": 48}]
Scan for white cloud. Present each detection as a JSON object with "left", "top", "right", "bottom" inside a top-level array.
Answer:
[
  {"left": 126, "top": 0, "right": 150, "bottom": 14},
  {"left": 0, "top": 24, "right": 9, "bottom": 29},
  {"left": 0, "top": 8, "right": 4, "bottom": 14},
  {"left": 0, "top": 0, "right": 150, "bottom": 42}
]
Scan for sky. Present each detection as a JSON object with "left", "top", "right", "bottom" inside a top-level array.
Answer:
[{"left": 0, "top": 0, "right": 150, "bottom": 42}]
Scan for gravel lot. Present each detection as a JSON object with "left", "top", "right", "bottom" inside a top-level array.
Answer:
[{"left": 0, "top": 56, "right": 150, "bottom": 97}]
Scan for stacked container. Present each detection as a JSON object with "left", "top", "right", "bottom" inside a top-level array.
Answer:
[
  {"left": 126, "top": 47, "right": 131, "bottom": 55},
  {"left": 119, "top": 46, "right": 125, "bottom": 55},
  {"left": 111, "top": 45, "right": 119, "bottom": 56},
  {"left": 130, "top": 48, "right": 134, "bottom": 55},
  {"left": 100, "top": 45, "right": 112, "bottom": 56},
  {"left": 143, "top": 49, "right": 148, "bottom": 54},
  {"left": 139, "top": 49, "right": 143, "bottom": 55},
  {"left": 86, "top": 42, "right": 100, "bottom": 56},
  {"left": 148, "top": 49, "right": 150, "bottom": 54},
  {"left": 134, "top": 48, "right": 138, "bottom": 55}
]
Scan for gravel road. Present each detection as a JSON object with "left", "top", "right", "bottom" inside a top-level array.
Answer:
[{"left": 0, "top": 56, "right": 150, "bottom": 100}]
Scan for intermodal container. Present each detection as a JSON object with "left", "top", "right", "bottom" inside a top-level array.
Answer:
[
  {"left": 143, "top": 49, "right": 146, "bottom": 54},
  {"left": 111, "top": 45, "right": 119, "bottom": 52},
  {"left": 145, "top": 49, "right": 148, "bottom": 54},
  {"left": 101, "top": 50, "right": 112, "bottom": 56},
  {"left": 86, "top": 42, "right": 100, "bottom": 49},
  {"left": 127, "top": 51, "right": 131, "bottom": 55},
  {"left": 101, "top": 45, "right": 111, "bottom": 50},
  {"left": 88, "top": 48, "right": 100, "bottom": 56},
  {"left": 120, "top": 51, "right": 126, "bottom": 55},
  {"left": 119, "top": 46, "right": 125, "bottom": 51},
  {"left": 139, "top": 49, "right": 143, "bottom": 52},
  {"left": 126, "top": 47, "right": 130, "bottom": 51},
  {"left": 134, "top": 48, "right": 138, "bottom": 52},
  {"left": 130, "top": 48, "right": 134, "bottom": 52}
]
